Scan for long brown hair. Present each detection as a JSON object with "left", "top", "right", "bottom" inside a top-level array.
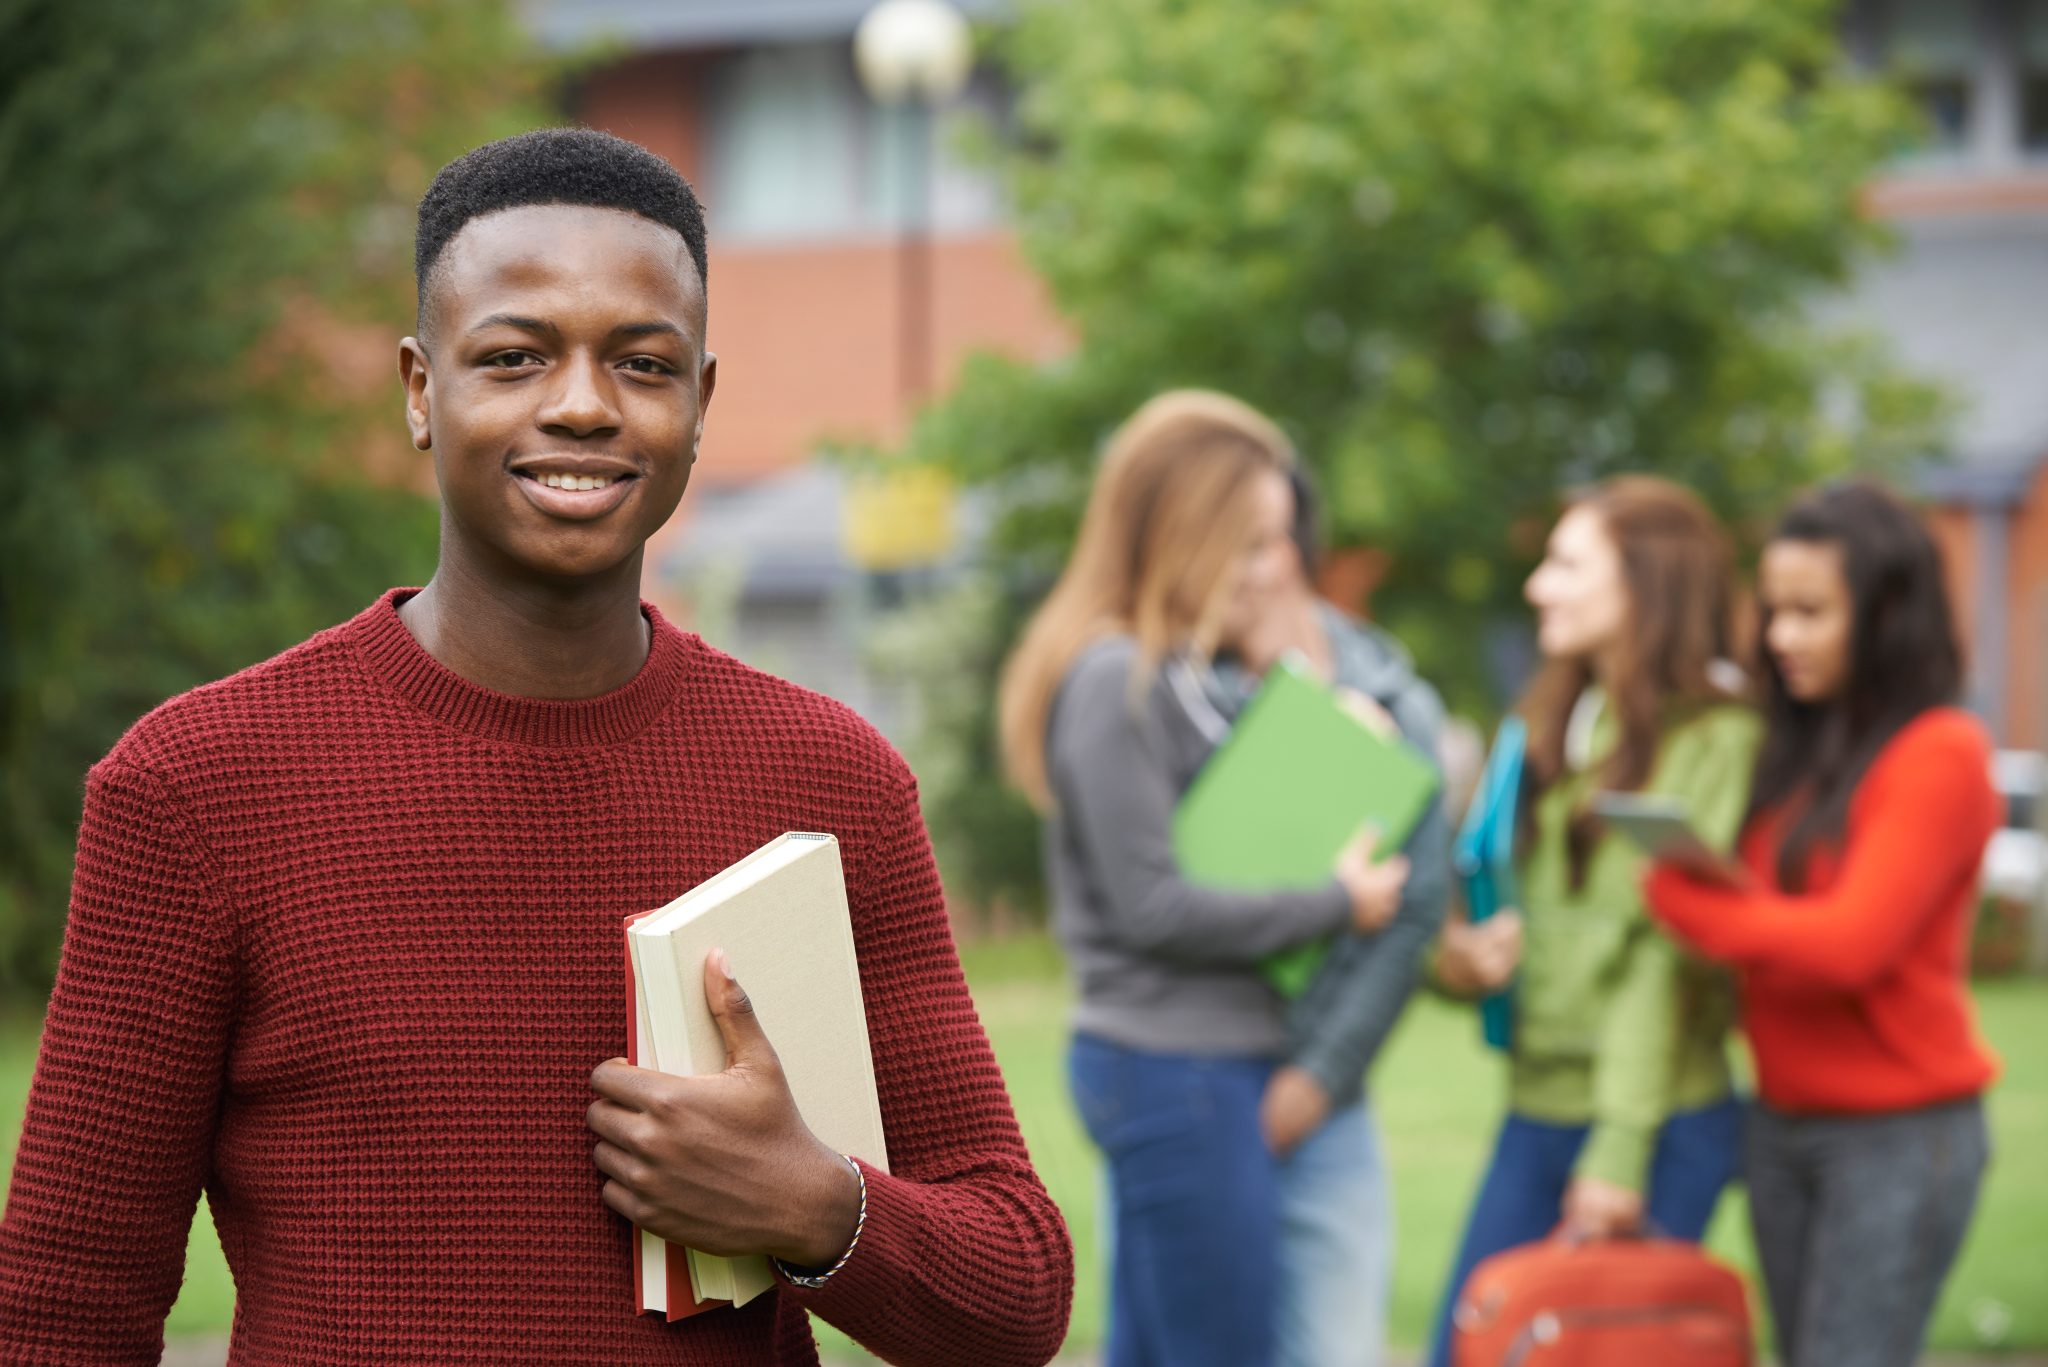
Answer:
[
  {"left": 1750, "top": 480, "right": 1962, "bottom": 890},
  {"left": 998, "top": 390, "right": 1298, "bottom": 811},
  {"left": 1518, "top": 476, "right": 1747, "bottom": 888}
]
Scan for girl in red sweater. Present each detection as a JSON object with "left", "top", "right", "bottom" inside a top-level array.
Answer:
[{"left": 1647, "top": 480, "right": 1999, "bottom": 1367}]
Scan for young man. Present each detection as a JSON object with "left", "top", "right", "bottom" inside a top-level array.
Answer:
[
  {"left": 1191, "top": 468, "right": 1451, "bottom": 1367},
  {"left": 0, "top": 129, "right": 1072, "bottom": 1365}
]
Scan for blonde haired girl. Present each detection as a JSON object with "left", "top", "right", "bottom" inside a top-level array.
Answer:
[{"left": 1003, "top": 391, "right": 1405, "bottom": 1367}]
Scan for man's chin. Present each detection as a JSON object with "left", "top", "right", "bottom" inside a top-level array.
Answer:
[{"left": 486, "top": 538, "right": 647, "bottom": 590}]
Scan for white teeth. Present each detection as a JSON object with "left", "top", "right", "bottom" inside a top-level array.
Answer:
[{"left": 536, "top": 473, "right": 616, "bottom": 490}]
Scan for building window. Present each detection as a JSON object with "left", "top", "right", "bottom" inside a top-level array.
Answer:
[
  {"left": 704, "top": 45, "right": 868, "bottom": 242},
  {"left": 704, "top": 42, "right": 1007, "bottom": 245},
  {"left": 1887, "top": 0, "right": 1978, "bottom": 161},
  {"left": 2024, "top": 0, "right": 2048, "bottom": 154}
]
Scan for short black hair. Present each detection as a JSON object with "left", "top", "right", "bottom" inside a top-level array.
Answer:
[{"left": 414, "top": 128, "right": 708, "bottom": 329}]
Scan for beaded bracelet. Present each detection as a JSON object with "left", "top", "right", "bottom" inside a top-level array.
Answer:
[{"left": 775, "top": 1155, "right": 866, "bottom": 1290}]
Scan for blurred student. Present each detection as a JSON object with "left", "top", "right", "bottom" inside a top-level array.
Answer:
[
  {"left": 1427, "top": 477, "right": 1759, "bottom": 1367},
  {"left": 1193, "top": 465, "right": 1452, "bottom": 1366},
  {"left": 999, "top": 391, "right": 1411, "bottom": 1367},
  {"left": 1647, "top": 480, "right": 1998, "bottom": 1367}
]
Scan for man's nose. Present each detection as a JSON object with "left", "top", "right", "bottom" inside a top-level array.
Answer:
[{"left": 537, "top": 353, "right": 622, "bottom": 436}]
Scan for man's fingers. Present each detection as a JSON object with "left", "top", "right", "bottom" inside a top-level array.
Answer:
[
  {"left": 600, "top": 1177, "right": 658, "bottom": 1230},
  {"left": 1347, "top": 823, "right": 1381, "bottom": 863},
  {"left": 586, "top": 1096, "right": 657, "bottom": 1156},
  {"left": 703, "top": 948, "right": 778, "bottom": 1072},
  {"left": 591, "top": 1138, "right": 652, "bottom": 1192},
  {"left": 590, "top": 1058, "right": 669, "bottom": 1112}
]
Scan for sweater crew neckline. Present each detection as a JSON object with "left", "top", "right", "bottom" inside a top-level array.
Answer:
[{"left": 347, "top": 588, "right": 690, "bottom": 748}]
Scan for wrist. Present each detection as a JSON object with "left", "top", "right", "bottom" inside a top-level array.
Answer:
[
  {"left": 1280, "top": 1060, "right": 1337, "bottom": 1104},
  {"left": 777, "top": 1148, "right": 863, "bottom": 1270}
]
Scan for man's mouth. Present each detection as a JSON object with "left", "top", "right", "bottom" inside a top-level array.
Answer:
[
  {"left": 522, "top": 471, "right": 629, "bottom": 491},
  {"left": 509, "top": 462, "right": 641, "bottom": 520}
]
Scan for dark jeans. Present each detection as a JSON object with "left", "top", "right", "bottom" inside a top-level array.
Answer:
[
  {"left": 1067, "top": 1033, "right": 1280, "bottom": 1367},
  {"left": 1747, "top": 1095, "right": 1989, "bottom": 1367},
  {"left": 1425, "top": 1097, "right": 1745, "bottom": 1367}
]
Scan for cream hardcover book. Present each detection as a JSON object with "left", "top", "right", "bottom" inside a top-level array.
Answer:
[{"left": 624, "top": 832, "right": 889, "bottom": 1317}]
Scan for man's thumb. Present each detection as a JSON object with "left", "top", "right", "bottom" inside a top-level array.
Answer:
[{"left": 704, "top": 948, "right": 774, "bottom": 1070}]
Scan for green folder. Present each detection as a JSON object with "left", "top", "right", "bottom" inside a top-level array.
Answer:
[{"left": 1173, "top": 659, "right": 1440, "bottom": 998}]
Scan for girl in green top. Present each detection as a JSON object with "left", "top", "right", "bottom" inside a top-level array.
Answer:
[{"left": 1426, "top": 477, "right": 1760, "bottom": 1367}]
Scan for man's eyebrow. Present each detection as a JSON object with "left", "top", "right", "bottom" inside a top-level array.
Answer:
[
  {"left": 464, "top": 315, "right": 689, "bottom": 344},
  {"left": 469, "top": 313, "right": 558, "bottom": 337},
  {"left": 612, "top": 321, "right": 689, "bottom": 343}
]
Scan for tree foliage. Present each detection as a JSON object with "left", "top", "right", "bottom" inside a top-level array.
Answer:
[
  {"left": 893, "top": 0, "right": 1949, "bottom": 914},
  {"left": 0, "top": 0, "right": 553, "bottom": 987}
]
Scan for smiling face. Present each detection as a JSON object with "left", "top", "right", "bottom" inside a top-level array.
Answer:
[
  {"left": 1760, "top": 537, "right": 1853, "bottom": 703},
  {"left": 1525, "top": 504, "right": 1630, "bottom": 664},
  {"left": 1216, "top": 466, "right": 1300, "bottom": 653},
  {"left": 399, "top": 204, "right": 716, "bottom": 587}
]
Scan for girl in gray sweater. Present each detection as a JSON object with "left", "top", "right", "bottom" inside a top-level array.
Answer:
[{"left": 1000, "top": 391, "right": 1411, "bottom": 1367}]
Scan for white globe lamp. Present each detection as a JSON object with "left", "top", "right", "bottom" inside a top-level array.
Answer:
[{"left": 854, "top": 0, "right": 973, "bottom": 106}]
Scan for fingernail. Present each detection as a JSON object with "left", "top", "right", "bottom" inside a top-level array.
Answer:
[{"left": 712, "top": 948, "right": 735, "bottom": 982}]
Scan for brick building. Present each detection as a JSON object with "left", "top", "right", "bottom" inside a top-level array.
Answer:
[{"left": 531, "top": 0, "right": 2048, "bottom": 746}]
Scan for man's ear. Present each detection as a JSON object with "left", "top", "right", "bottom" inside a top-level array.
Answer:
[
  {"left": 692, "top": 350, "right": 718, "bottom": 458},
  {"left": 398, "top": 338, "right": 433, "bottom": 451}
]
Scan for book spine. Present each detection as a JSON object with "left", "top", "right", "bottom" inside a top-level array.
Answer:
[
  {"left": 627, "top": 911, "right": 725, "bottom": 1321},
  {"left": 623, "top": 912, "right": 656, "bottom": 1315}
]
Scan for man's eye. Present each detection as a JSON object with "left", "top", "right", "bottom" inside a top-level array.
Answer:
[
  {"left": 621, "top": 356, "right": 674, "bottom": 375},
  {"left": 485, "top": 351, "right": 540, "bottom": 368}
]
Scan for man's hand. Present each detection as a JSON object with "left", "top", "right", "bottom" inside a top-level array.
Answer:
[
  {"left": 1562, "top": 1176, "right": 1644, "bottom": 1241},
  {"left": 588, "top": 949, "right": 862, "bottom": 1268},
  {"left": 1434, "top": 910, "right": 1523, "bottom": 997},
  {"left": 1259, "top": 1065, "right": 1332, "bottom": 1158}
]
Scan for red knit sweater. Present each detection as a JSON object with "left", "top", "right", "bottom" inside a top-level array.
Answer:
[
  {"left": 1646, "top": 708, "right": 2000, "bottom": 1115},
  {"left": 0, "top": 591, "right": 1072, "bottom": 1366}
]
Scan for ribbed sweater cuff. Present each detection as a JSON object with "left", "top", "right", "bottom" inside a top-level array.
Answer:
[{"left": 782, "top": 1159, "right": 921, "bottom": 1313}]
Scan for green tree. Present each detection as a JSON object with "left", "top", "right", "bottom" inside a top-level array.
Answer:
[
  {"left": 891, "top": 0, "right": 1947, "bottom": 917},
  {"left": 0, "top": 0, "right": 554, "bottom": 988}
]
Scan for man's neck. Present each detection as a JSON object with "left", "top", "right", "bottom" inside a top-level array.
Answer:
[{"left": 398, "top": 557, "right": 652, "bottom": 700}]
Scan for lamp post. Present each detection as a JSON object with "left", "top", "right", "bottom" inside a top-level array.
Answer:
[{"left": 854, "top": 0, "right": 972, "bottom": 415}]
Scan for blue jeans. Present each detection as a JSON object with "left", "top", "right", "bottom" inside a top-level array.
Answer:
[
  {"left": 1276, "top": 1100, "right": 1390, "bottom": 1367},
  {"left": 1069, "top": 1034, "right": 1281, "bottom": 1367},
  {"left": 1425, "top": 1096, "right": 1744, "bottom": 1367}
]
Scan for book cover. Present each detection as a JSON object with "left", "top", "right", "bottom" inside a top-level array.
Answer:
[
  {"left": 626, "top": 833, "right": 889, "bottom": 1313},
  {"left": 1173, "top": 660, "right": 1441, "bottom": 997}
]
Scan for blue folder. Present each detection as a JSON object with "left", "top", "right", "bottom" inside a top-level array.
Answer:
[{"left": 1453, "top": 717, "right": 1524, "bottom": 1052}]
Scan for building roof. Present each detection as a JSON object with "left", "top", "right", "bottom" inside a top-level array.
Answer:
[
  {"left": 661, "top": 464, "right": 994, "bottom": 598},
  {"left": 1840, "top": 210, "right": 2048, "bottom": 505},
  {"left": 523, "top": 0, "right": 1009, "bottom": 52},
  {"left": 663, "top": 464, "right": 851, "bottom": 598}
]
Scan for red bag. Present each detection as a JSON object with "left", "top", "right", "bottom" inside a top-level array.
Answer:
[{"left": 1452, "top": 1231, "right": 1753, "bottom": 1366}]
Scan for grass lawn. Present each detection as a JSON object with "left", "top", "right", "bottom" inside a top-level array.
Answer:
[{"left": 6, "top": 937, "right": 2045, "bottom": 1357}]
